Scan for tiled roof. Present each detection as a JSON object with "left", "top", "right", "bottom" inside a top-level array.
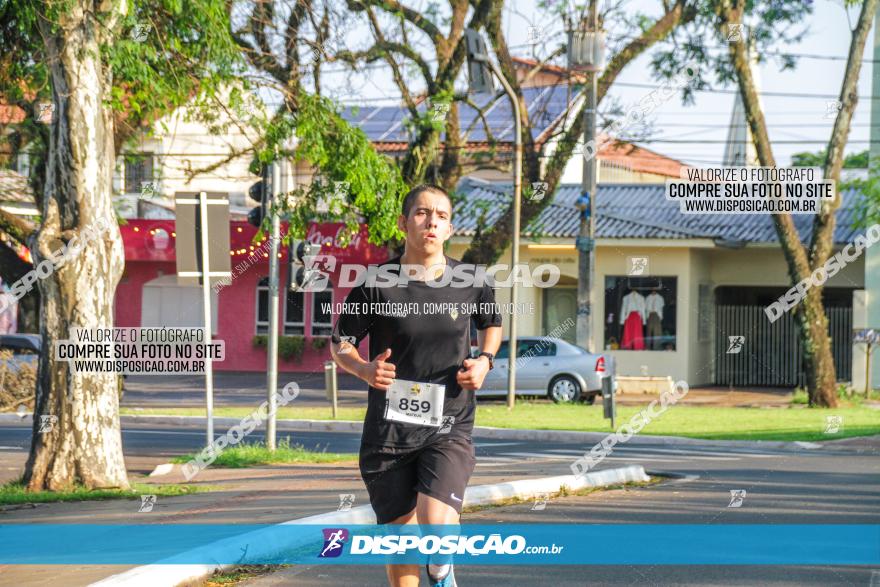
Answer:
[
  {"left": 0, "top": 105, "right": 26, "bottom": 125},
  {"left": 453, "top": 178, "right": 862, "bottom": 244},
  {"left": 597, "top": 140, "right": 686, "bottom": 179}
]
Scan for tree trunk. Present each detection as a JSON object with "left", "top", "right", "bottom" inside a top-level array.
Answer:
[
  {"left": 24, "top": 0, "right": 129, "bottom": 491},
  {"left": 720, "top": 0, "right": 841, "bottom": 408},
  {"left": 798, "top": 289, "right": 837, "bottom": 406},
  {"left": 460, "top": 0, "right": 694, "bottom": 266}
]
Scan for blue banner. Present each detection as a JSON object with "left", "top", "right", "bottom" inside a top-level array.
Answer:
[{"left": 0, "top": 524, "right": 876, "bottom": 565}]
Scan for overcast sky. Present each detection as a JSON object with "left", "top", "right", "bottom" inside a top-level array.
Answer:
[{"left": 315, "top": 0, "right": 875, "bottom": 168}]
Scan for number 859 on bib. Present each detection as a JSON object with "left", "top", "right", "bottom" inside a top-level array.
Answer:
[{"left": 384, "top": 379, "right": 445, "bottom": 427}]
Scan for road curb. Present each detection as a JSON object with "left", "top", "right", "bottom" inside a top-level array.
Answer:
[
  {"left": 90, "top": 465, "right": 649, "bottom": 587},
  {"left": 104, "top": 414, "right": 870, "bottom": 452}
]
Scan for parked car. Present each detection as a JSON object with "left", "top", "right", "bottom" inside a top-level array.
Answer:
[
  {"left": 472, "top": 337, "right": 615, "bottom": 404},
  {"left": 0, "top": 334, "right": 41, "bottom": 373}
]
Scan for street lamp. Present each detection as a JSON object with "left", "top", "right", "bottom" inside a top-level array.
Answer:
[
  {"left": 464, "top": 28, "right": 522, "bottom": 410},
  {"left": 568, "top": 8, "right": 605, "bottom": 355}
]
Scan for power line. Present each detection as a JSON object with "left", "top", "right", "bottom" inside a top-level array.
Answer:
[
  {"left": 634, "top": 139, "right": 872, "bottom": 144},
  {"left": 648, "top": 122, "right": 879, "bottom": 129},
  {"left": 612, "top": 81, "right": 872, "bottom": 101}
]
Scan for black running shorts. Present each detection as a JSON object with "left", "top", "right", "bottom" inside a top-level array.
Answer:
[{"left": 359, "top": 436, "right": 477, "bottom": 524}]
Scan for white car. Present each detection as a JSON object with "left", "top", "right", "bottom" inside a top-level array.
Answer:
[{"left": 474, "top": 337, "right": 615, "bottom": 404}]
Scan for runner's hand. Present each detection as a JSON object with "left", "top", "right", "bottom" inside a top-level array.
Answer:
[
  {"left": 457, "top": 356, "right": 489, "bottom": 390},
  {"left": 360, "top": 348, "right": 396, "bottom": 390}
]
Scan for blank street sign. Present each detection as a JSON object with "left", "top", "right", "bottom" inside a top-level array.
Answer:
[{"left": 174, "top": 192, "right": 232, "bottom": 287}]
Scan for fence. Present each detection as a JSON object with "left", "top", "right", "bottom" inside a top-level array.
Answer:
[{"left": 714, "top": 305, "right": 852, "bottom": 387}]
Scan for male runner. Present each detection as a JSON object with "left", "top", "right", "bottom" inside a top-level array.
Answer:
[{"left": 331, "top": 184, "right": 503, "bottom": 587}]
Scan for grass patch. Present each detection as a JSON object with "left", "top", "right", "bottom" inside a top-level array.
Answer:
[
  {"left": 204, "top": 565, "right": 283, "bottom": 586},
  {"left": 462, "top": 477, "right": 662, "bottom": 514},
  {"left": 475, "top": 401, "right": 880, "bottom": 442},
  {"left": 790, "top": 385, "right": 880, "bottom": 406},
  {"left": 123, "top": 402, "right": 880, "bottom": 442},
  {"left": 170, "top": 438, "right": 356, "bottom": 468},
  {"left": 0, "top": 479, "right": 209, "bottom": 506}
]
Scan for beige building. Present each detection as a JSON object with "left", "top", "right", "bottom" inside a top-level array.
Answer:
[{"left": 449, "top": 179, "right": 863, "bottom": 388}]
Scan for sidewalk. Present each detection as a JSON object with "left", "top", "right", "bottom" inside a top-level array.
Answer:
[
  {"left": 617, "top": 386, "right": 793, "bottom": 407},
  {"left": 0, "top": 443, "right": 586, "bottom": 587}
]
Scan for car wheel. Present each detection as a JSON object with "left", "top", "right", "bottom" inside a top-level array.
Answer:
[{"left": 548, "top": 375, "right": 581, "bottom": 404}]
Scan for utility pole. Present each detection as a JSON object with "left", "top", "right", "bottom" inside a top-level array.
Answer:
[
  {"left": 198, "top": 191, "right": 215, "bottom": 445},
  {"left": 266, "top": 162, "right": 280, "bottom": 451},
  {"left": 866, "top": 5, "right": 880, "bottom": 394},
  {"left": 464, "top": 28, "right": 523, "bottom": 410},
  {"left": 570, "top": 3, "right": 604, "bottom": 353}
]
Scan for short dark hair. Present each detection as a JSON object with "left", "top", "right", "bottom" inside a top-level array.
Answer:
[{"left": 401, "top": 184, "right": 453, "bottom": 218}]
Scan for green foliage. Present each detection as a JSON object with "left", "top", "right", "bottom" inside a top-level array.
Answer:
[
  {"left": 0, "top": 480, "right": 207, "bottom": 505},
  {"left": 170, "top": 438, "right": 356, "bottom": 468},
  {"left": 840, "top": 161, "right": 880, "bottom": 229},
  {"left": 0, "top": 0, "right": 244, "bottom": 206},
  {"left": 255, "top": 93, "right": 408, "bottom": 248},
  {"left": 649, "top": 1, "right": 815, "bottom": 105},
  {"left": 791, "top": 149, "right": 868, "bottom": 168},
  {"left": 791, "top": 383, "right": 876, "bottom": 406},
  {"left": 252, "top": 334, "right": 307, "bottom": 362},
  {"left": 106, "top": 0, "right": 242, "bottom": 145},
  {"left": 310, "top": 337, "right": 328, "bottom": 351}
]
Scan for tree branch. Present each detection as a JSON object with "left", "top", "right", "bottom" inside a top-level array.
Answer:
[
  {"left": 348, "top": 0, "right": 443, "bottom": 46},
  {"left": 0, "top": 208, "right": 37, "bottom": 247},
  {"left": 809, "top": 0, "right": 879, "bottom": 268},
  {"left": 720, "top": 0, "right": 813, "bottom": 283},
  {"left": 542, "top": 0, "right": 695, "bottom": 189}
]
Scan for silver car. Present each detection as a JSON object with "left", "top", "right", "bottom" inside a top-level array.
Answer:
[{"left": 474, "top": 337, "right": 615, "bottom": 403}]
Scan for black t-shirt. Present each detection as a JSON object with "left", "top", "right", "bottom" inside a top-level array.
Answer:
[{"left": 331, "top": 255, "right": 502, "bottom": 448}]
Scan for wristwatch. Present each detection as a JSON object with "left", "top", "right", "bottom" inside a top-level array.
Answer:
[{"left": 477, "top": 351, "right": 495, "bottom": 370}]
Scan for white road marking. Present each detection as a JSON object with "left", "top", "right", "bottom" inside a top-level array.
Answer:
[
  {"left": 599, "top": 456, "right": 685, "bottom": 463},
  {"left": 610, "top": 446, "right": 777, "bottom": 458},
  {"left": 501, "top": 452, "right": 572, "bottom": 460},
  {"left": 677, "top": 455, "right": 742, "bottom": 461}
]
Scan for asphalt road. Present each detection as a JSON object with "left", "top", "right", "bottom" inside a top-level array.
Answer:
[
  {"left": 231, "top": 427, "right": 879, "bottom": 587},
  {"left": 120, "top": 371, "right": 370, "bottom": 408},
  {"left": 0, "top": 421, "right": 877, "bottom": 586}
]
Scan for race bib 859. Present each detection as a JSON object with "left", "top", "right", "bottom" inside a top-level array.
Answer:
[{"left": 384, "top": 378, "right": 445, "bottom": 427}]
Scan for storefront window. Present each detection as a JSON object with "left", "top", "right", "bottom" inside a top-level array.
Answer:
[
  {"left": 255, "top": 277, "right": 269, "bottom": 334},
  {"left": 284, "top": 289, "right": 305, "bottom": 335},
  {"left": 311, "top": 286, "right": 333, "bottom": 336},
  {"left": 604, "top": 276, "right": 676, "bottom": 351}
]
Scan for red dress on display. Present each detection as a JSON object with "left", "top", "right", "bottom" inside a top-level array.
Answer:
[{"left": 621, "top": 311, "right": 644, "bottom": 350}]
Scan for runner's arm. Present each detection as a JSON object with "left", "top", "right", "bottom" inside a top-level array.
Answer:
[
  {"left": 331, "top": 343, "right": 396, "bottom": 390},
  {"left": 329, "top": 341, "right": 370, "bottom": 380},
  {"left": 477, "top": 325, "right": 502, "bottom": 357},
  {"left": 458, "top": 325, "right": 502, "bottom": 390}
]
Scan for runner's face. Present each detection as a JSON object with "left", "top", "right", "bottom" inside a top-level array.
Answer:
[{"left": 398, "top": 190, "right": 452, "bottom": 255}]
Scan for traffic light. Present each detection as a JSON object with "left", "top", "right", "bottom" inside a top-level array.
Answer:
[
  {"left": 247, "top": 163, "right": 273, "bottom": 228},
  {"left": 289, "top": 240, "right": 325, "bottom": 292}
]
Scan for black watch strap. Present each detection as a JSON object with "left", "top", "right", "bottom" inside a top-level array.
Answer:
[{"left": 478, "top": 351, "right": 495, "bottom": 370}]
